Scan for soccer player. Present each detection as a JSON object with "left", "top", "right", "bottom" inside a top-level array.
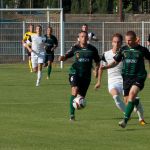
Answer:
[
  {"left": 81, "top": 24, "right": 98, "bottom": 42},
  {"left": 95, "top": 33, "right": 126, "bottom": 113},
  {"left": 101, "top": 31, "right": 150, "bottom": 128},
  {"left": 95, "top": 33, "right": 145, "bottom": 124},
  {"left": 26, "top": 25, "right": 46, "bottom": 86},
  {"left": 44, "top": 27, "right": 58, "bottom": 79},
  {"left": 59, "top": 31, "right": 100, "bottom": 121},
  {"left": 22, "top": 24, "right": 34, "bottom": 72}
]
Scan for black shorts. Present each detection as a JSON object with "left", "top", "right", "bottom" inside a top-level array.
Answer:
[
  {"left": 69, "top": 74, "right": 91, "bottom": 97},
  {"left": 45, "top": 54, "right": 54, "bottom": 63},
  {"left": 123, "top": 76, "right": 146, "bottom": 96}
]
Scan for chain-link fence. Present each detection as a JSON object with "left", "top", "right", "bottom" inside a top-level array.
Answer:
[{"left": 0, "top": 9, "right": 150, "bottom": 64}]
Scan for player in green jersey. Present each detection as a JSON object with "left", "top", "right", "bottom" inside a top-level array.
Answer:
[
  {"left": 44, "top": 27, "right": 58, "bottom": 79},
  {"left": 101, "top": 31, "right": 150, "bottom": 128},
  {"left": 59, "top": 31, "right": 100, "bottom": 121}
]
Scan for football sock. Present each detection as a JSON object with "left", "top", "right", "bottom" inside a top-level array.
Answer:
[
  {"left": 48, "top": 65, "right": 52, "bottom": 77},
  {"left": 70, "top": 95, "right": 75, "bottom": 117},
  {"left": 124, "top": 101, "right": 134, "bottom": 123},
  {"left": 29, "top": 60, "right": 32, "bottom": 72},
  {"left": 37, "top": 70, "right": 42, "bottom": 83},
  {"left": 134, "top": 97, "right": 144, "bottom": 121},
  {"left": 113, "top": 95, "right": 126, "bottom": 113}
]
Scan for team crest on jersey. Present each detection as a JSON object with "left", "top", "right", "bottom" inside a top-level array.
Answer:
[{"left": 76, "top": 52, "right": 80, "bottom": 59}]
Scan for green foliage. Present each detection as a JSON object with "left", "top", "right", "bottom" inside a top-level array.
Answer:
[
  {"left": 80, "top": 0, "right": 89, "bottom": 14},
  {"left": 71, "top": 0, "right": 80, "bottom": 14}
]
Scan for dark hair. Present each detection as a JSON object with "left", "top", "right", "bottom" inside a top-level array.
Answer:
[
  {"left": 112, "top": 33, "right": 123, "bottom": 42},
  {"left": 82, "top": 24, "right": 88, "bottom": 27},
  {"left": 36, "top": 25, "right": 42, "bottom": 30},
  {"left": 79, "top": 30, "right": 88, "bottom": 36},
  {"left": 126, "top": 31, "right": 136, "bottom": 39}
]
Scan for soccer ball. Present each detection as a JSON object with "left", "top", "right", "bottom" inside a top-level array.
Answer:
[{"left": 73, "top": 95, "right": 86, "bottom": 110}]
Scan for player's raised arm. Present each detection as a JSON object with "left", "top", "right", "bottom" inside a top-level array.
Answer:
[{"left": 58, "top": 46, "right": 75, "bottom": 61}]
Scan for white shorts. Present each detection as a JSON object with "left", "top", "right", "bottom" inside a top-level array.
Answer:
[
  {"left": 31, "top": 51, "right": 45, "bottom": 68},
  {"left": 108, "top": 83, "right": 123, "bottom": 95}
]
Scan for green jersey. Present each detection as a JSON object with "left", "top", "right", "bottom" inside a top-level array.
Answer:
[
  {"left": 65, "top": 44, "right": 100, "bottom": 79},
  {"left": 114, "top": 45, "right": 150, "bottom": 79},
  {"left": 44, "top": 34, "right": 58, "bottom": 54}
]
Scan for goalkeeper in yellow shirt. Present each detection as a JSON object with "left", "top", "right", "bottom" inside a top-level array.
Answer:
[{"left": 22, "top": 24, "right": 34, "bottom": 72}]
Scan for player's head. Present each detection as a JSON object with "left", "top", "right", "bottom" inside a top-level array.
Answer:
[
  {"left": 36, "top": 25, "right": 42, "bottom": 35},
  {"left": 47, "top": 26, "right": 52, "bottom": 35},
  {"left": 112, "top": 33, "right": 123, "bottom": 50},
  {"left": 125, "top": 31, "right": 137, "bottom": 47},
  {"left": 29, "top": 24, "right": 34, "bottom": 32},
  {"left": 78, "top": 31, "right": 88, "bottom": 45},
  {"left": 81, "top": 24, "right": 88, "bottom": 32}
]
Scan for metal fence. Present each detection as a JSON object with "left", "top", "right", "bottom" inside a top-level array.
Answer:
[{"left": 0, "top": 21, "right": 150, "bottom": 63}]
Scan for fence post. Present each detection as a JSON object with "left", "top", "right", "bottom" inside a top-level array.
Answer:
[
  {"left": 60, "top": 8, "right": 64, "bottom": 69},
  {"left": 142, "top": 21, "right": 144, "bottom": 46},
  {"left": 102, "top": 22, "right": 105, "bottom": 54},
  {"left": 22, "top": 21, "right": 25, "bottom": 61}
]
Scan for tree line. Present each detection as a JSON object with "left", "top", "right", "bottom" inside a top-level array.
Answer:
[{"left": 1, "top": 0, "right": 150, "bottom": 14}]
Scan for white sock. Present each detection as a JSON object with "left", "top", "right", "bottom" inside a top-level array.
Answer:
[
  {"left": 113, "top": 95, "right": 126, "bottom": 113},
  {"left": 37, "top": 70, "right": 42, "bottom": 83},
  {"left": 135, "top": 101, "right": 144, "bottom": 121}
]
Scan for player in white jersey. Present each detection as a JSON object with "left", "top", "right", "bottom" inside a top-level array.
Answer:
[
  {"left": 77, "top": 24, "right": 98, "bottom": 44},
  {"left": 26, "top": 25, "right": 46, "bottom": 86},
  {"left": 95, "top": 33, "right": 145, "bottom": 125}
]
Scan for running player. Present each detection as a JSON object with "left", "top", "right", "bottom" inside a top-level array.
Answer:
[
  {"left": 26, "top": 25, "right": 46, "bottom": 86},
  {"left": 22, "top": 24, "right": 34, "bottom": 72},
  {"left": 44, "top": 27, "right": 58, "bottom": 79},
  {"left": 95, "top": 33, "right": 145, "bottom": 125},
  {"left": 59, "top": 31, "right": 100, "bottom": 121},
  {"left": 101, "top": 31, "right": 150, "bottom": 128},
  {"left": 95, "top": 33, "right": 126, "bottom": 113}
]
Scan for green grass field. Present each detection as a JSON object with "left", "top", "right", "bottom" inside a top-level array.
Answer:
[{"left": 0, "top": 63, "right": 150, "bottom": 150}]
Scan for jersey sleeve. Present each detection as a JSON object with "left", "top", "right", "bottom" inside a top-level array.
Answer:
[
  {"left": 148, "top": 34, "right": 150, "bottom": 42},
  {"left": 65, "top": 46, "right": 75, "bottom": 58},
  {"left": 53, "top": 36, "right": 58, "bottom": 46},
  {"left": 143, "top": 47, "right": 150, "bottom": 60},
  {"left": 101, "top": 53, "right": 107, "bottom": 62},
  {"left": 113, "top": 49, "right": 123, "bottom": 62},
  {"left": 93, "top": 47, "right": 100, "bottom": 63},
  {"left": 23, "top": 33, "right": 28, "bottom": 41}
]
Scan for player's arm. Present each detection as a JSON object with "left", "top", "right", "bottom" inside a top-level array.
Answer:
[
  {"left": 51, "top": 36, "right": 58, "bottom": 52},
  {"left": 59, "top": 46, "right": 75, "bottom": 61},
  {"left": 22, "top": 33, "right": 28, "bottom": 47},
  {"left": 95, "top": 54, "right": 106, "bottom": 89},
  {"left": 25, "top": 36, "right": 32, "bottom": 52},
  {"left": 147, "top": 34, "right": 150, "bottom": 46},
  {"left": 143, "top": 47, "right": 150, "bottom": 78},
  {"left": 101, "top": 50, "right": 122, "bottom": 70},
  {"left": 93, "top": 48, "right": 100, "bottom": 78}
]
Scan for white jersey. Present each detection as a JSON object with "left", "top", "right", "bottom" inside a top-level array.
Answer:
[
  {"left": 28, "top": 34, "right": 46, "bottom": 54},
  {"left": 101, "top": 49, "right": 123, "bottom": 85}
]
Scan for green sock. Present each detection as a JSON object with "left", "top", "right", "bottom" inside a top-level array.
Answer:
[
  {"left": 70, "top": 95, "right": 75, "bottom": 117},
  {"left": 124, "top": 101, "right": 134, "bottom": 123},
  {"left": 48, "top": 65, "right": 52, "bottom": 77}
]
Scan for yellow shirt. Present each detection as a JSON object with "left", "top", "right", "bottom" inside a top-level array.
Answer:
[{"left": 23, "top": 31, "right": 34, "bottom": 42}]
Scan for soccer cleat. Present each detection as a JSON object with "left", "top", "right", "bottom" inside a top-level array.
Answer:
[
  {"left": 70, "top": 115, "right": 75, "bottom": 122},
  {"left": 119, "top": 119, "right": 127, "bottom": 128},
  {"left": 36, "top": 81, "right": 40, "bottom": 87},
  {"left": 46, "top": 76, "right": 50, "bottom": 80},
  {"left": 139, "top": 120, "right": 146, "bottom": 126}
]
